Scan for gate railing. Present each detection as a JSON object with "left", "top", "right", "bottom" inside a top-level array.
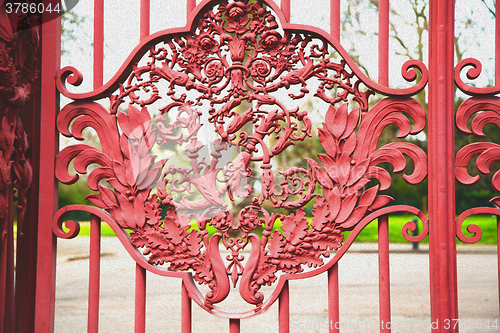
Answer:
[{"left": 29, "top": 1, "right": 500, "bottom": 332}]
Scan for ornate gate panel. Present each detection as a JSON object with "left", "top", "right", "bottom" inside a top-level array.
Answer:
[
  {"left": 31, "top": 0, "right": 500, "bottom": 332},
  {"left": 52, "top": 0, "right": 428, "bottom": 327}
]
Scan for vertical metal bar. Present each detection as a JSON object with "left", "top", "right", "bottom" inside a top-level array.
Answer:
[
  {"left": 138, "top": 4, "right": 150, "bottom": 332},
  {"left": 34, "top": 9, "right": 60, "bottom": 332},
  {"left": 279, "top": 281, "right": 290, "bottom": 333},
  {"left": 496, "top": 0, "right": 500, "bottom": 85},
  {"left": 135, "top": 264, "right": 146, "bottom": 333},
  {"left": 229, "top": 319, "right": 240, "bottom": 333},
  {"left": 378, "top": 0, "right": 390, "bottom": 326},
  {"left": 181, "top": 281, "right": 192, "bottom": 333},
  {"left": 94, "top": 0, "right": 104, "bottom": 88},
  {"left": 140, "top": 0, "right": 150, "bottom": 40},
  {"left": 330, "top": 0, "right": 341, "bottom": 41},
  {"left": 328, "top": 264, "right": 340, "bottom": 333},
  {"left": 0, "top": 187, "right": 14, "bottom": 333},
  {"left": 87, "top": 215, "right": 101, "bottom": 333},
  {"left": 428, "top": 0, "right": 458, "bottom": 331},
  {"left": 378, "top": 214, "right": 391, "bottom": 332},
  {"left": 90, "top": 4, "right": 103, "bottom": 329},
  {"left": 0, "top": 210, "right": 5, "bottom": 331},
  {"left": 5, "top": 187, "right": 14, "bottom": 333},
  {"left": 281, "top": 0, "right": 291, "bottom": 23},
  {"left": 137, "top": 4, "right": 150, "bottom": 332},
  {"left": 14, "top": 86, "right": 41, "bottom": 333},
  {"left": 497, "top": 215, "right": 500, "bottom": 322},
  {"left": 378, "top": 0, "right": 389, "bottom": 86},
  {"left": 187, "top": 0, "right": 196, "bottom": 20}
]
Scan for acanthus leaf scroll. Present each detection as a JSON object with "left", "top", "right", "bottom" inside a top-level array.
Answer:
[
  {"left": 455, "top": 96, "right": 500, "bottom": 243},
  {"left": 55, "top": 0, "right": 428, "bottom": 315}
]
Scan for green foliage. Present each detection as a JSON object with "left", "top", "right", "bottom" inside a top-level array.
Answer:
[
  {"left": 58, "top": 180, "right": 96, "bottom": 220},
  {"left": 75, "top": 214, "right": 498, "bottom": 246}
]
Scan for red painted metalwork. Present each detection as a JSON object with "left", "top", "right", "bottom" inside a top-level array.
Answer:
[
  {"left": 327, "top": 264, "right": 339, "bottom": 333},
  {"left": 94, "top": 0, "right": 104, "bottom": 88},
  {"left": 140, "top": 0, "right": 150, "bottom": 40},
  {"left": 15, "top": 0, "right": 500, "bottom": 331},
  {"left": 181, "top": 281, "right": 192, "bottom": 333},
  {"left": 229, "top": 318, "right": 240, "bottom": 333},
  {"left": 0, "top": 5, "right": 40, "bottom": 331},
  {"left": 88, "top": 214, "right": 101, "bottom": 333},
  {"left": 330, "top": 0, "right": 340, "bottom": 42},
  {"left": 52, "top": 0, "right": 430, "bottom": 324},
  {"left": 378, "top": 0, "right": 389, "bottom": 87},
  {"left": 3, "top": 0, "right": 495, "bottom": 331},
  {"left": 135, "top": 264, "right": 146, "bottom": 333},
  {"left": 454, "top": 94, "right": 500, "bottom": 325},
  {"left": 0, "top": 2, "right": 60, "bottom": 333},
  {"left": 34, "top": 10, "right": 60, "bottom": 333},
  {"left": 378, "top": 214, "right": 391, "bottom": 333},
  {"left": 428, "top": 1, "right": 458, "bottom": 330},
  {"left": 187, "top": 0, "right": 197, "bottom": 18},
  {"left": 328, "top": 5, "right": 340, "bottom": 332},
  {"left": 279, "top": 280, "right": 289, "bottom": 333},
  {"left": 377, "top": 3, "right": 391, "bottom": 331}
]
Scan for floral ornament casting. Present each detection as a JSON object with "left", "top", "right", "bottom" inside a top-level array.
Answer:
[
  {"left": 0, "top": 2, "right": 39, "bottom": 238},
  {"left": 55, "top": 0, "right": 428, "bottom": 316},
  {"left": 307, "top": 100, "right": 426, "bottom": 231}
]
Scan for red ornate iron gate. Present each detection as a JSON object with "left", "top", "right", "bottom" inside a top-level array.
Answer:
[{"left": 1, "top": 0, "right": 498, "bottom": 332}]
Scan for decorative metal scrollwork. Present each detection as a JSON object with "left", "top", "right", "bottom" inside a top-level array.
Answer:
[
  {"left": 54, "top": 0, "right": 428, "bottom": 317},
  {"left": 455, "top": 95, "right": 500, "bottom": 243}
]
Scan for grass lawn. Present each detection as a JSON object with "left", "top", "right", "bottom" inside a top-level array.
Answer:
[{"left": 72, "top": 214, "right": 498, "bottom": 245}]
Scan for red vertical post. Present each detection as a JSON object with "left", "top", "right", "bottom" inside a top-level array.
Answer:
[
  {"left": 94, "top": 0, "right": 104, "bottom": 88},
  {"left": 187, "top": 0, "right": 196, "bottom": 20},
  {"left": 378, "top": 1, "right": 391, "bottom": 327},
  {"left": 229, "top": 319, "right": 240, "bottom": 333},
  {"left": 497, "top": 216, "right": 500, "bottom": 321},
  {"left": 330, "top": 0, "right": 340, "bottom": 41},
  {"left": 328, "top": 264, "right": 339, "bottom": 333},
  {"left": 378, "top": 214, "right": 391, "bottom": 332},
  {"left": 428, "top": 0, "right": 458, "bottom": 331},
  {"left": 496, "top": 0, "right": 500, "bottom": 85},
  {"left": 135, "top": 264, "right": 146, "bottom": 333},
  {"left": 140, "top": 0, "right": 150, "bottom": 40},
  {"left": 34, "top": 10, "right": 60, "bottom": 333},
  {"left": 15, "top": 85, "right": 42, "bottom": 333},
  {"left": 87, "top": 215, "right": 101, "bottom": 333},
  {"left": 181, "top": 281, "right": 191, "bottom": 333},
  {"left": 279, "top": 281, "right": 290, "bottom": 333},
  {"left": 135, "top": 6, "right": 150, "bottom": 328},
  {"left": 328, "top": 4, "right": 341, "bottom": 327},
  {"left": 281, "top": 0, "right": 290, "bottom": 23},
  {"left": 378, "top": 0, "right": 389, "bottom": 86},
  {"left": 0, "top": 187, "right": 14, "bottom": 332}
]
